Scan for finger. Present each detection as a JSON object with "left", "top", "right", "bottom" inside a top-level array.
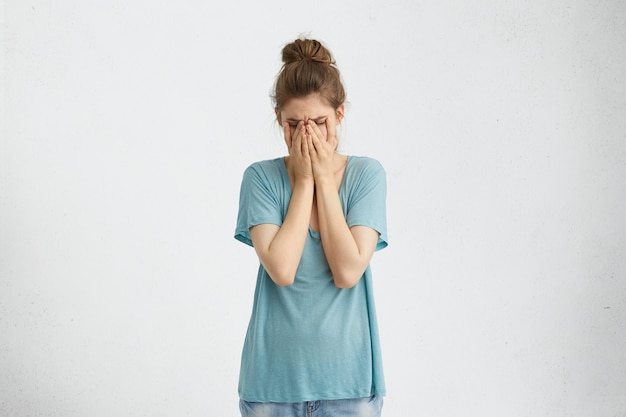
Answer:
[
  {"left": 302, "top": 126, "right": 313, "bottom": 155},
  {"left": 306, "top": 123, "right": 322, "bottom": 154},
  {"left": 293, "top": 126, "right": 304, "bottom": 156},
  {"left": 308, "top": 121, "right": 326, "bottom": 145},
  {"left": 303, "top": 140, "right": 311, "bottom": 160},
  {"left": 306, "top": 137, "right": 316, "bottom": 161},
  {"left": 303, "top": 130, "right": 315, "bottom": 158},
  {"left": 283, "top": 122, "right": 292, "bottom": 149},
  {"left": 290, "top": 122, "right": 303, "bottom": 153},
  {"left": 305, "top": 121, "right": 324, "bottom": 143},
  {"left": 295, "top": 121, "right": 306, "bottom": 145}
]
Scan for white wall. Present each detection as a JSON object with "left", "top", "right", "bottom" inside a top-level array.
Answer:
[{"left": 2, "top": 1, "right": 625, "bottom": 416}]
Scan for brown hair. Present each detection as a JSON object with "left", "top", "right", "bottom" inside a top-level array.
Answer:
[{"left": 272, "top": 38, "right": 346, "bottom": 111}]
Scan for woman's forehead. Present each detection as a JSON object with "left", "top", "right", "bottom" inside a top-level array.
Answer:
[{"left": 281, "top": 94, "right": 334, "bottom": 119}]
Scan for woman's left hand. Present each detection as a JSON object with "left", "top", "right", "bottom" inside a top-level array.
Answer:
[{"left": 306, "top": 119, "right": 338, "bottom": 182}]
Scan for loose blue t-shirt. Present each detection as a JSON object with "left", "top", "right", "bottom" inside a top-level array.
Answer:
[{"left": 234, "top": 155, "right": 387, "bottom": 403}]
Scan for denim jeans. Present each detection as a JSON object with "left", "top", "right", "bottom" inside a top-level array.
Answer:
[{"left": 239, "top": 395, "right": 383, "bottom": 417}]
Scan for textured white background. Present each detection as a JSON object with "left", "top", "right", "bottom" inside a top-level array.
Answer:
[{"left": 2, "top": 1, "right": 625, "bottom": 416}]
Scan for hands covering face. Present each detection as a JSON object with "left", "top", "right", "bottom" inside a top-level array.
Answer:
[
  {"left": 283, "top": 118, "right": 338, "bottom": 182},
  {"left": 284, "top": 120, "right": 313, "bottom": 181}
]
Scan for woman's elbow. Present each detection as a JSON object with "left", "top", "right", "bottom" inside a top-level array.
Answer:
[
  {"left": 268, "top": 268, "right": 296, "bottom": 287},
  {"left": 274, "top": 276, "right": 295, "bottom": 287},
  {"left": 259, "top": 257, "right": 297, "bottom": 287},
  {"left": 332, "top": 271, "right": 363, "bottom": 289}
]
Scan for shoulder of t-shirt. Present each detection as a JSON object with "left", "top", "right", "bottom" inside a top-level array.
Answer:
[
  {"left": 243, "top": 157, "right": 284, "bottom": 179},
  {"left": 348, "top": 155, "right": 386, "bottom": 177}
]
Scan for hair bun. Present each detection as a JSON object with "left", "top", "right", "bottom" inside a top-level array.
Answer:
[
  {"left": 273, "top": 37, "right": 345, "bottom": 111},
  {"left": 282, "top": 38, "right": 335, "bottom": 65}
]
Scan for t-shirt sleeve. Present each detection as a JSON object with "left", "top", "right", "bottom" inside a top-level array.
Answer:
[
  {"left": 346, "top": 158, "right": 388, "bottom": 251},
  {"left": 234, "top": 163, "right": 283, "bottom": 247}
]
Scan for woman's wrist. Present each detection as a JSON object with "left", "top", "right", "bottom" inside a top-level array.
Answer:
[
  {"left": 313, "top": 173, "right": 335, "bottom": 189},
  {"left": 293, "top": 175, "right": 315, "bottom": 189}
]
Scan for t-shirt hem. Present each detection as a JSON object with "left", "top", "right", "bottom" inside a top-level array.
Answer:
[{"left": 238, "top": 388, "right": 385, "bottom": 403}]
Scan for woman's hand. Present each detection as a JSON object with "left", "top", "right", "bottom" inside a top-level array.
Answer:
[
  {"left": 306, "top": 119, "right": 337, "bottom": 182},
  {"left": 284, "top": 121, "right": 313, "bottom": 183}
]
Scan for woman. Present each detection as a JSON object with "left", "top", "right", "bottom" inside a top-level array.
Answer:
[{"left": 234, "top": 38, "right": 388, "bottom": 417}]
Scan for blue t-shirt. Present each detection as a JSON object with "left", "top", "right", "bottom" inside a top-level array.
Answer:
[{"left": 234, "top": 155, "right": 388, "bottom": 403}]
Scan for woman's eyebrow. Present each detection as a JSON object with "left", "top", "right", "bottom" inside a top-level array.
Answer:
[{"left": 286, "top": 116, "right": 328, "bottom": 123}]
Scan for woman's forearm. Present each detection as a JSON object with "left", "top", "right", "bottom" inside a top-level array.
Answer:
[
  {"left": 315, "top": 177, "right": 376, "bottom": 288},
  {"left": 251, "top": 179, "right": 314, "bottom": 286}
]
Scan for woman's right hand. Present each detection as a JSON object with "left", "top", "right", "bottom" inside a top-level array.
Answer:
[{"left": 284, "top": 121, "right": 313, "bottom": 183}]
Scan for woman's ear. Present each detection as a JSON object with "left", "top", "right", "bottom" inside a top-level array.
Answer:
[
  {"left": 335, "top": 104, "right": 345, "bottom": 124},
  {"left": 275, "top": 108, "right": 282, "bottom": 125}
]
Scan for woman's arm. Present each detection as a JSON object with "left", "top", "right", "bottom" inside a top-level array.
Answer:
[
  {"left": 308, "top": 120, "right": 379, "bottom": 288},
  {"left": 250, "top": 179, "right": 313, "bottom": 286},
  {"left": 249, "top": 121, "right": 314, "bottom": 286},
  {"left": 315, "top": 178, "right": 379, "bottom": 288}
]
